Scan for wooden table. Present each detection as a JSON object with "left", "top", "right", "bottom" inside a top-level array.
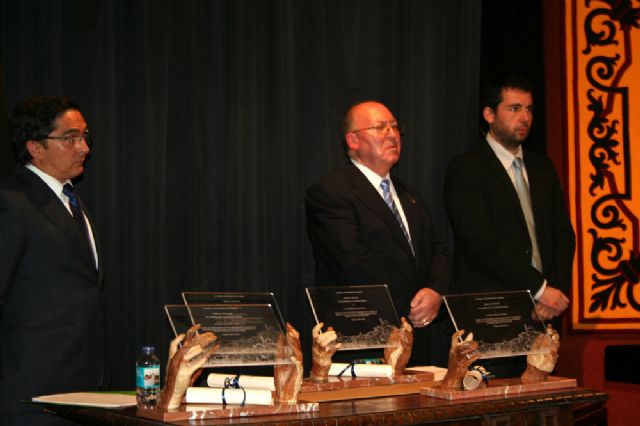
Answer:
[{"left": 42, "top": 387, "right": 607, "bottom": 425}]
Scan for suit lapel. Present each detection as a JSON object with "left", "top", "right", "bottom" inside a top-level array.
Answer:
[
  {"left": 480, "top": 143, "right": 543, "bottom": 264},
  {"left": 395, "top": 180, "right": 420, "bottom": 259},
  {"left": 522, "top": 154, "right": 545, "bottom": 238},
  {"left": 18, "top": 167, "right": 97, "bottom": 269},
  {"left": 480, "top": 143, "right": 526, "bottom": 215},
  {"left": 78, "top": 197, "right": 102, "bottom": 281},
  {"left": 345, "top": 165, "right": 415, "bottom": 258}
]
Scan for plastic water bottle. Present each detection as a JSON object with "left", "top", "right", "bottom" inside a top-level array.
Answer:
[{"left": 136, "top": 346, "right": 161, "bottom": 409}]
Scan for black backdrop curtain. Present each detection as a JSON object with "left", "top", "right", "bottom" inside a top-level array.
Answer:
[{"left": 0, "top": 0, "right": 484, "bottom": 389}]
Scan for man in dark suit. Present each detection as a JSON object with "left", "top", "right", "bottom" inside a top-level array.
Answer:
[
  {"left": 443, "top": 75, "right": 575, "bottom": 377},
  {"left": 0, "top": 96, "right": 105, "bottom": 425},
  {"left": 306, "top": 101, "right": 451, "bottom": 366}
]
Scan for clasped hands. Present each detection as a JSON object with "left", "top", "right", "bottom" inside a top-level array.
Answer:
[
  {"left": 534, "top": 285, "right": 569, "bottom": 321},
  {"left": 408, "top": 287, "right": 441, "bottom": 328}
]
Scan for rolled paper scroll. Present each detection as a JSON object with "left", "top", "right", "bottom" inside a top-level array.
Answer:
[
  {"left": 462, "top": 370, "right": 483, "bottom": 390},
  {"left": 328, "top": 363, "right": 394, "bottom": 378},
  {"left": 207, "top": 373, "right": 275, "bottom": 391},
  {"left": 184, "top": 387, "right": 273, "bottom": 406}
]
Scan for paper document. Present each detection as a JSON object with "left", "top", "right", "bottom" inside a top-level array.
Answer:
[
  {"left": 185, "top": 387, "right": 273, "bottom": 405},
  {"left": 207, "top": 373, "right": 275, "bottom": 391},
  {"left": 32, "top": 392, "right": 137, "bottom": 408},
  {"left": 404, "top": 365, "right": 448, "bottom": 381},
  {"left": 328, "top": 363, "right": 393, "bottom": 378}
]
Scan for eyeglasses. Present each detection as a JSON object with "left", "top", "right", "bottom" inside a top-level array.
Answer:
[
  {"left": 38, "top": 129, "right": 92, "bottom": 147},
  {"left": 350, "top": 122, "right": 403, "bottom": 136}
]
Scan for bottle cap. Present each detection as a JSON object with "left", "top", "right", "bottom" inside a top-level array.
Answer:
[{"left": 142, "top": 346, "right": 155, "bottom": 354}]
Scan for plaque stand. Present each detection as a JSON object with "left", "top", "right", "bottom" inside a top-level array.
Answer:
[
  {"left": 137, "top": 401, "right": 319, "bottom": 422},
  {"left": 421, "top": 376, "right": 577, "bottom": 400},
  {"left": 154, "top": 306, "right": 314, "bottom": 421},
  {"left": 301, "top": 370, "right": 435, "bottom": 393},
  {"left": 423, "top": 313, "right": 574, "bottom": 400}
]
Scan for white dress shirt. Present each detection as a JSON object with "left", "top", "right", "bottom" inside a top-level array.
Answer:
[
  {"left": 351, "top": 159, "right": 412, "bottom": 240},
  {"left": 485, "top": 135, "right": 545, "bottom": 299},
  {"left": 26, "top": 164, "right": 99, "bottom": 269}
]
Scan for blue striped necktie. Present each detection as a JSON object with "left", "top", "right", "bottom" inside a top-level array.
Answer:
[
  {"left": 380, "top": 178, "right": 414, "bottom": 255},
  {"left": 63, "top": 183, "right": 93, "bottom": 255}
]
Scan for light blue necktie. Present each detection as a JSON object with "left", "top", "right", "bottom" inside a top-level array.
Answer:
[
  {"left": 512, "top": 158, "right": 542, "bottom": 272},
  {"left": 380, "top": 179, "right": 414, "bottom": 255}
]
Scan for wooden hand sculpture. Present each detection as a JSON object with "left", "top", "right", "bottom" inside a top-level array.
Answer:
[
  {"left": 440, "top": 329, "right": 480, "bottom": 389},
  {"left": 158, "top": 324, "right": 219, "bottom": 410},
  {"left": 310, "top": 322, "right": 342, "bottom": 383},
  {"left": 274, "top": 322, "right": 304, "bottom": 404},
  {"left": 521, "top": 323, "right": 560, "bottom": 383},
  {"left": 384, "top": 317, "right": 413, "bottom": 374}
]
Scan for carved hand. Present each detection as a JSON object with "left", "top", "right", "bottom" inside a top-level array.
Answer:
[
  {"left": 440, "top": 329, "right": 480, "bottom": 389},
  {"left": 310, "top": 322, "right": 342, "bottom": 382},
  {"left": 384, "top": 317, "right": 413, "bottom": 374}
]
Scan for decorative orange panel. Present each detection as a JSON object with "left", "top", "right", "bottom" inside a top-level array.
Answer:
[{"left": 565, "top": 1, "right": 640, "bottom": 330}]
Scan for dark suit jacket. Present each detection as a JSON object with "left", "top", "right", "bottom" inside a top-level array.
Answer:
[
  {"left": 443, "top": 141, "right": 575, "bottom": 296},
  {"left": 0, "top": 165, "right": 105, "bottom": 419},
  {"left": 306, "top": 163, "right": 450, "bottom": 364}
]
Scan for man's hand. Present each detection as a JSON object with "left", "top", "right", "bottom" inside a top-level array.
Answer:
[
  {"left": 409, "top": 287, "right": 442, "bottom": 328},
  {"left": 533, "top": 285, "right": 569, "bottom": 320},
  {"left": 533, "top": 303, "right": 556, "bottom": 321},
  {"left": 536, "top": 285, "right": 569, "bottom": 319}
]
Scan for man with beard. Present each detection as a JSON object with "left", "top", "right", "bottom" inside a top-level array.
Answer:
[
  {"left": 306, "top": 101, "right": 451, "bottom": 366},
  {"left": 443, "top": 75, "right": 575, "bottom": 377}
]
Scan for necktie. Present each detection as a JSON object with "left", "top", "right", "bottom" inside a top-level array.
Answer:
[
  {"left": 380, "top": 179, "right": 414, "bottom": 255},
  {"left": 512, "top": 158, "right": 542, "bottom": 272},
  {"left": 63, "top": 183, "right": 93, "bottom": 256}
]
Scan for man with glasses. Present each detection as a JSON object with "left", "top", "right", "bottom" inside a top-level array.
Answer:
[
  {"left": 306, "top": 101, "right": 450, "bottom": 366},
  {"left": 0, "top": 96, "right": 105, "bottom": 425}
]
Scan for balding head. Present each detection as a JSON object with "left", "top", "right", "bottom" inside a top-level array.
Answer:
[{"left": 343, "top": 101, "right": 401, "bottom": 177}]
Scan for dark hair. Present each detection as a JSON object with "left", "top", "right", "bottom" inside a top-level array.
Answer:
[
  {"left": 480, "top": 74, "right": 533, "bottom": 112},
  {"left": 479, "top": 74, "right": 533, "bottom": 135},
  {"left": 9, "top": 96, "right": 81, "bottom": 164}
]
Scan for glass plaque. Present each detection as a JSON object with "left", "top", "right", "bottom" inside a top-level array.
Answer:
[
  {"left": 306, "top": 285, "right": 400, "bottom": 350},
  {"left": 164, "top": 304, "right": 193, "bottom": 337},
  {"left": 182, "top": 291, "right": 286, "bottom": 329},
  {"left": 185, "top": 303, "right": 287, "bottom": 366},
  {"left": 443, "top": 290, "right": 548, "bottom": 359}
]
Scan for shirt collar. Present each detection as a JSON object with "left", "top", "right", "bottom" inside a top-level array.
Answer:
[
  {"left": 350, "top": 159, "right": 390, "bottom": 189},
  {"left": 25, "top": 163, "right": 71, "bottom": 198},
  {"left": 486, "top": 133, "right": 523, "bottom": 170}
]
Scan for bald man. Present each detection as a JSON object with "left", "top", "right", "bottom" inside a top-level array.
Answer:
[{"left": 306, "top": 101, "right": 451, "bottom": 366}]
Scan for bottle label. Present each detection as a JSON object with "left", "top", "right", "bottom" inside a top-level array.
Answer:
[{"left": 136, "top": 365, "right": 160, "bottom": 388}]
